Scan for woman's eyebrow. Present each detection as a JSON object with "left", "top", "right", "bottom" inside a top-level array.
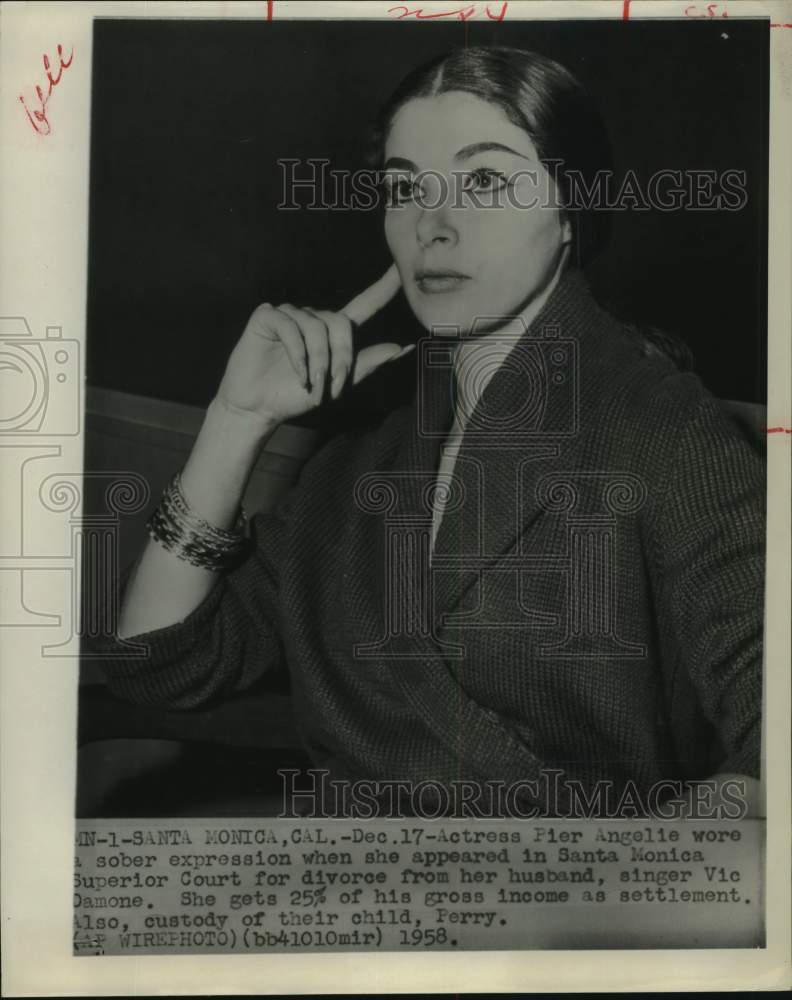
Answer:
[
  {"left": 382, "top": 156, "right": 416, "bottom": 171},
  {"left": 454, "top": 141, "right": 534, "bottom": 161},
  {"left": 382, "top": 142, "right": 533, "bottom": 172}
]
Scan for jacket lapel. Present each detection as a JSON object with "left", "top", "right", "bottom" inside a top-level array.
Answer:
[
  {"left": 345, "top": 270, "right": 643, "bottom": 802},
  {"left": 355, "top": 268, "right": 627, "bottom": 654},
  {"left": 431, "top": 269, "right": 612, "bottom": 624}
]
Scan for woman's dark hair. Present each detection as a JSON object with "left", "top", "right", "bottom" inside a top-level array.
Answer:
[{"left": 365, "top": 45, "right": 615, "bottom": 268}]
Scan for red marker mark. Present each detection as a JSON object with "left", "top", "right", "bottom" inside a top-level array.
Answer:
[
  {"left": 266, "top": 0, "right": 274, "bottom": 19},
  {"left": 389, "top": 3, "right": 475, "bottom": 18},
  {"left": 485, "top": 1, "right": 508, "bottom": 20},
  {"left": 388, "top": 2, "right": 508, "bottom": 20},
  {"left": 684, "top": 3, "right": 729, "bottom": 16},
  {"left": 18, "top": 43, "right": 73, "bottom": 136},
  {"left": 765, "top": 427, "right": 792, "bottom": 435},
  {"left": 621, "top": 2, "right": 792, "bottom": 25}
]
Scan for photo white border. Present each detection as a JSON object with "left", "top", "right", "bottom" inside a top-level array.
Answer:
[{"left": 1, "top": 0, "right": 789, "bottom": 994}]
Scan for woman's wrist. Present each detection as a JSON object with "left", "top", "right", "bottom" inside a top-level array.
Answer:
[
  {"left": 177, "top": 397, "right": 279, "bottom": 530},
  {"left": 208, "top": 394, "right": 282, "bottom": 444}
]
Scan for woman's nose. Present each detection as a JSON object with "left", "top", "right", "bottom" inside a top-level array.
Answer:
[{"left": 415, "top": 206, "right": 459, "bottom": 250}]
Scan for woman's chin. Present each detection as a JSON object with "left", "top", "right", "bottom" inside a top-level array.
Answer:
[
  {"left": 405, "top": 284, "right": 527, "bottom": 337},
  {"left": 411, "top": 304, "right": 480, "bottom": 338}
]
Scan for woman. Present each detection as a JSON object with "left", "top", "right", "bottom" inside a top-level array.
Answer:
[{"left": 98, "top": 47, "right": 764, "bottom": 819}]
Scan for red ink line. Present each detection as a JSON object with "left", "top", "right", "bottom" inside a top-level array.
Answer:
[
  {"left": 765, "top": 427, "right": 792, "bottom": 434},
  {"left": 770, "top": 23, "right": 792, "bottom": 27},
  {"left": 623, "top": 0, "right": 631, "bottom": 19},
  {"left": 266, "top": 0, "right": 274, "bottom": 19}
]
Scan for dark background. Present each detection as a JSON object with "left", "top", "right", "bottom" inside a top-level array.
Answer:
[{"left": 86, "top": 17, "right": 769, "bottom": 419}]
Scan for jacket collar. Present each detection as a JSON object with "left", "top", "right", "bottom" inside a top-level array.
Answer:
[{"left": 392, "top": 268, "right": 636, "bottom": 617}]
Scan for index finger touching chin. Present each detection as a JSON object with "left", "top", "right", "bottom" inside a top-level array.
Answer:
[{"left": 340, "top": 263, "right": 402, "bottom": 327}]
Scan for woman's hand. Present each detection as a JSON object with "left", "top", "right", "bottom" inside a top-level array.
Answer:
[
  {"left": 118, "top": 265, "right": 409, "bottom": 640},
  {"left": 215, "top": 264, "right": 411, "bottom": 429}
]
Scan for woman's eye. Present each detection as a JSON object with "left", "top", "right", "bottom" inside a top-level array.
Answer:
[
  {"left": 381, "top": 168, "right": 509, "bottom": 206},
  {"left": 382, "top": 175, "right": 419, "bottom": 205},
  {"left": 465, "top": 167, "right": 508, "bottom": 192}
]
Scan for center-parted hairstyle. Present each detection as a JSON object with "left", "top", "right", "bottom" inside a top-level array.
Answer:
[{"left": 365, "top": 45, "right": 615, "bottom": 267}]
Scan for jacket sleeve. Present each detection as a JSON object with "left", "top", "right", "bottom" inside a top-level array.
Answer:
[
  {"left": 90, "top": 497, "right": 291, "bottom": 710},
  {"left": 650, "top": 392, "right": 765, "bottom": 779}
]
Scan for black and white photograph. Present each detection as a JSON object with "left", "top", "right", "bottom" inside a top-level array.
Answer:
[
  {"left": 1, "top": 0, "right": 790, "bottom": 993},
  {"left": 79, "top": 15, "right": 767, "bottom": 821}
]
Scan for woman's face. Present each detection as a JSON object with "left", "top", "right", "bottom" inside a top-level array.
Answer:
[{"left": 383, "top": 91, "right": 572, "bottom": 335}]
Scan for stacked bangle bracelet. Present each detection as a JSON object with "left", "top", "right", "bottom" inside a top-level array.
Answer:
[{"left": 146, "top": 471, "right": 251, "bottom": 572}]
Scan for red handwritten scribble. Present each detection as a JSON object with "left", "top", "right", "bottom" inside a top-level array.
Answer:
[
  {"left": 765, "top": 427, "right": 792, "bottom": 435},
  {"left": 486, "top": 2, "right": 508, "bottom": 20},
  {"left": 389, "top": 3, "right": 475, "bottom": 18},
  {"left": 684, "top": 3, "right": 729, "bottom": 16},
  {"left": 18, "top": 43, "right": 73, "bottom": 136},
  {"left": 622, "top": 2, "right": 791, "bottom": 26},
  {"left": 388, "top": 2, "right": 507, "bottom": 21}
]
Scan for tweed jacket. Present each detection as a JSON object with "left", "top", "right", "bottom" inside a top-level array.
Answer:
[{"left": 99, "top": 270, "right": 765, "bottom": 815}]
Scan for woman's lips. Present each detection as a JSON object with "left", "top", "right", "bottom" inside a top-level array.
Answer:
[{"left": 415, "top": 271, "right": 471, "bottom": 294}]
